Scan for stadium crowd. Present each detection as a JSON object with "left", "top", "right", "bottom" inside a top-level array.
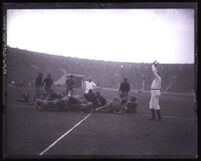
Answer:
[{"left": 7, "top": 46, "right": 194, "bottom": 93}]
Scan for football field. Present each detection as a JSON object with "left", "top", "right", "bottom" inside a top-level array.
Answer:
[{"left": 4, "top": 87, "right": 197, "bottom": 158}]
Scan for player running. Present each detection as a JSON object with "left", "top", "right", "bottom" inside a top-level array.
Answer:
[{"left": 149, "top": 61, "right": 162, "bottom": 121}]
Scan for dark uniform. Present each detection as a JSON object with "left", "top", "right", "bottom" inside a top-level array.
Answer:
[
  {"left": 66, "top": 76, "right": 75, "bottom": 96},
  {"left": 95, "top": 92, "right": 107, "bottom": 107},
  {"left": 84, "top": 89, "right": 96, "bottom": 102},
  {"left": 35, "top": 96, "right": 68, "bottom": 111},
  {"left": 43, "top": 75, "right": 53, "bottom": 95},
  {"left": 33, "top": 73, "right": 43, "bottom": 102},
  {"left": 124, "top": 96, "right": 137, "bottom": 113},
  {"left": 98, "top": 98, "right": 123, "bottom": 113},
  {"left": 119, "top": 78, "right": 130, "bottom": 100}
]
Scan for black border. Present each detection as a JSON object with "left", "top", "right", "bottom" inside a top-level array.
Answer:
[{"left": 1, "top": 1, "right": 198, "bottom": 160}]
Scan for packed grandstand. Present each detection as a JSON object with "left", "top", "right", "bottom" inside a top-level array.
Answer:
[{"left": 7, "top": 46, "right": 195, "bottom": 93}]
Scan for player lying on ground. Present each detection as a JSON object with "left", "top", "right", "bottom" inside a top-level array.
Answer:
[
  {"left": 66, "top": 92, "right": 106, "bottom": 112},
  {"left": 95, "top": 96, "right": 138, "bottom": 114},
  {"left": 34, "top": 93, "right": 69, "bottom": 111},
  {"left": 34, "top": 92, "right": 96, "bottom": 112},
  {"left": 34, "top": 88, "right": 136, "bottom": 114},
  {"left": 67, "top": 95, "right": 94, "bottom": 112},
  {"left": 95, "top": 98, "right": 125, "bottom": 114},
  {"left": 17, "top": 92, "right": 30, "bottom": 103}
]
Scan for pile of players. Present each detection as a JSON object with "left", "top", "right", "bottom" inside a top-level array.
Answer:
[
  {"left": 34, "top": 88, "right": 137, "bottom": 114},
  {"left": 16, "top": 73, "right": 137, "bottom": 114}
]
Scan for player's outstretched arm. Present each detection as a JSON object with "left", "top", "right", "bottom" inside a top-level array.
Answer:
[
  {"left": 152, "top": 61, "right": 157, "bottom": 65},
  {"left": 152, "top": 61, "right": 160, "bottom": 79},
  {"left": 152, "top": 61, "right": 159, "bottom": 67}
]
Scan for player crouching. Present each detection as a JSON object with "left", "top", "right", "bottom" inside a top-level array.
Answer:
[
  {"left": 123, "top": 96, "right": 138, "bottom": 113},
  {"left": 83, "top": 90, "right": 106, "bottom": 112}
]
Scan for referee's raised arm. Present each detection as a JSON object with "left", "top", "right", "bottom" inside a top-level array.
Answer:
[{"left": 152, "top": 61, "right": 160, "bottom": 79}]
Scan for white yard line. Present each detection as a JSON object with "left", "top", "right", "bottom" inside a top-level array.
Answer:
[{"left": 39, "top": 113, "right": 92, "bottom": 156}]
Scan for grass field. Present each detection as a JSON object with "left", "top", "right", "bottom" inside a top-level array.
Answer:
[{"left": 4, "top": 87, "right": 197, "bottom": 159}]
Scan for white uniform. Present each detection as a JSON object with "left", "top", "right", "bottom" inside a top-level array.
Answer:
[
  {"left": 149, "top": 65, "right": 162, "bottom": 110},
  {"left": 84, "top": 81, "right": 96, "bottom": 93}
]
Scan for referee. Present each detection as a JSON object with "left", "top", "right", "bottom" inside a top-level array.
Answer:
[{"left": 149, "top": 61, "right": 162, "bottom": 121}]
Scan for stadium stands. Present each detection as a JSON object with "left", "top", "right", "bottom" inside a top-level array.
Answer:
[{"left": 7, "top": 46, "right": 195, "bottom": 93}]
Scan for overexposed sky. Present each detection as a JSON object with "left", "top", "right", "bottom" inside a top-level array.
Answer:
[{"left": 7, "top": 9, "right": 195, "bottom": 63}]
